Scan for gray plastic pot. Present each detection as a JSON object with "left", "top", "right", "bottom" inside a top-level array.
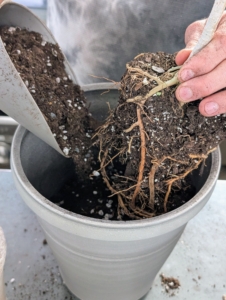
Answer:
[{"left": 10, "top": 83, "right": 221, "bottom": 300}]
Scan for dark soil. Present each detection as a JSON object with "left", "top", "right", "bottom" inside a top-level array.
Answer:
[
  {"left": 0, "top": 26, "right": 96, "bottom": 176},
  {"left": 50, "top": 161, "right": 196, "bottom": 221},
  {"left": 1, "top": 27, "right": 225, "bottom": 220},
  {"left": 96, "top": 52, "right": 226, "bottom": 219},
  {"left": 160, "top": 274, "right": 180, "bottom": 289},
  {"left": 160, "top": 273, "right": 180, "bottom": 295}
]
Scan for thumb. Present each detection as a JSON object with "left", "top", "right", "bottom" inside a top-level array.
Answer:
[{"left": 175, "top": 19, "right": 206, "bottom": 65}]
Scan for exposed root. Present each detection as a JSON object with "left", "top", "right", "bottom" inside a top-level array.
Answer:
[
  {"left": 124, "top": 121, "right": 139, "bottom": 133},
  {"left": 100, "top": 150, "right": 135, "bottom": 218},
  {"left": 96, "top": 53, "right": 220, "bottom": 220},
  {"left": 149, "top": 164, "right": 156, "bottom": 210},
  {"left": 127, "top": 136, "right": 136, "bottom": 154},
  {"left": 99, "top": 147, "right": 126, "bottom": 169},
  {"left": 134, "top": 52, "right": 146, "bottom": 59},
  {"left": 131, "top": 107, "right": 146, "bottom": 206},
  {"left": 126, "top": 64, "right": 164, "bottom": 85},
  {"left": 128, "top": 205, "right": 156, "bottom": 218},
  {"left": 98, "top": 138, "right": 103, "bottom": 162},
  {"left": 92, "top": 117, "right": 114, "bottom": 139},
  {"left": 113, "top": 174, "right": 137, "bottom": 182},
  {"left": 124, "top": 60, "right": 181, "bottom": 105},
  {"left": 117, "top": 194, "right": 135, "bottom": 219},
  {"left": 163, "top": 158, "right": 204, "bottom": 212},
  {"left": 99, "top": 129, "right": 153, "bottom": 218},
  {"left": 109, "top": 183, "right": 138, "bottom": 197},
  {"left": 88, "top": 74, "right": 120, "bottom": 85},
  {"left": 141, "top": 105, "right": 154, "bottom": 123}
]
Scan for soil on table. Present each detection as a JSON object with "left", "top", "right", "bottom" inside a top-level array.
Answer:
[
  {"left": 1, "top": 26, "right": 226, "bottom": 221},
  {"left": 160, "top": 273, "right": 180, "bottom": 295}
]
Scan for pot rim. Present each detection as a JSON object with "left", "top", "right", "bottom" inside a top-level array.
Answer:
[
  {"left": 11, "top": 126, "right": 221, "bottom": 230},
  {"left": 10, "top": 84, "right": 221, "bottom": 230}
]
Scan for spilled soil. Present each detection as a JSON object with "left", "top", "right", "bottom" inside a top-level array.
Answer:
[{"left": 160, "top": 273, "right": 180, "bottom": 296}]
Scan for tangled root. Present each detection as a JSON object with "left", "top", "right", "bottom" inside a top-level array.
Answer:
[{"left": 95, "top": 52, "right": 222, "bottom": 219}]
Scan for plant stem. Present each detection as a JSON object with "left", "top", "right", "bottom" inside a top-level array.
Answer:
[{"left": 146, "top": 75, "right": 179, "bottom": 98}]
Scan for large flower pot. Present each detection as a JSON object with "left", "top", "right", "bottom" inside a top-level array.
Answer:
[{"left": 10, "top": 83, "right": 221, "bottom": 300}]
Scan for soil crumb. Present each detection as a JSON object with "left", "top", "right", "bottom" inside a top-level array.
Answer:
[
  {"left": 43, "top": 239, "right": 47, "bottom": 245},
  {"left": 160, "top": 273, "right": 180, "bottom": 295}
]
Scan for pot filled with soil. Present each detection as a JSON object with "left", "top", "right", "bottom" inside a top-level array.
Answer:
[{"left": 1, "top": 2, "right": 224, "bottom": 300}]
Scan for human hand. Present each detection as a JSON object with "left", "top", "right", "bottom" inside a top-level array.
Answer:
[
  {"left": 175, "top": 12, "right": 226, "bottom": 117},
  {"left": 0, "top": 0, "right": 11, "bottom": 5}
]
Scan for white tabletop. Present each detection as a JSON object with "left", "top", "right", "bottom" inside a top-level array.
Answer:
[{"left": 0, "top": 170, "right": 226, "bottom": 300}]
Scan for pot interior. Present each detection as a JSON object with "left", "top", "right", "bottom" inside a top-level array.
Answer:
[{"left": 19, "top": 88, "right": 212, "bottom": 200}]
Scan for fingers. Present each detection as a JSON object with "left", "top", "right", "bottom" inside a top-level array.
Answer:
[
  {"left": 177, "top": 12, "right": 226, "bottom": 82},
  {"left": 174, "top": 13, "right": 226, "bottom": 117},
  {"left": 175, "top": 49, "right": 192, "bottom": 65},
  {"left": 199, "top": 90, "right": 226, "bottom": 116},
  {"left": 177, "top": 34, "right": 226, "bottom": 82},
  {"left": 175, "top": 19, "right": 206, "bottom": 65},
  {"left": 176, "top": 59, "right": 226, "bottom": 103}
]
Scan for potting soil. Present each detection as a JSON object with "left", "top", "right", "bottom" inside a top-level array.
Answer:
[
  {"left": 1, "top": 26, "right": 224, "bottom": 220},
  {"left": 0, "top": 26, "right": 95, "bottom": 176}
]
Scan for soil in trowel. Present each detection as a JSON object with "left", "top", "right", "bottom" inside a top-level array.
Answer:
[{"left": 0, "top": 26, "right": 96, "bottom": 176}]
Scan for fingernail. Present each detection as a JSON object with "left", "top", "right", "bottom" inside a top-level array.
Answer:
[
  {"left": 178, "top": 86, "right": 193, "bottom": 101},
  {"left": 180, "top": 69, "right": 194, "bottom": 81},
  {"left": 204, "top": 102, "right": 219, "bottom": 115}
]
